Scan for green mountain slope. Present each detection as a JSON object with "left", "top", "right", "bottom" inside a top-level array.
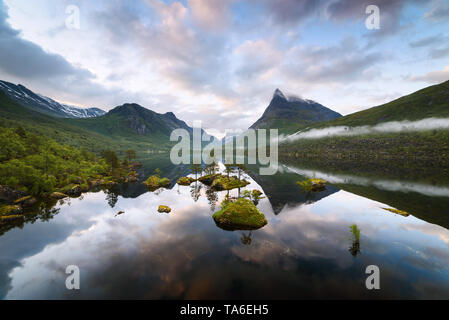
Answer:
[
  {"left": 0, "top": 90, "right": 120, "bottom": 153},
  {"left": 66, "top": 103, "right": 203, "bottom": 152},
  {"left": 0, "top": 92, "right": 197, "bottom": 156},
  {"left": 307, "top": 79, "right": 449, "bottom": 130},
  {"left": 280, "top": 80, "right": 449, "bottom": 166}
]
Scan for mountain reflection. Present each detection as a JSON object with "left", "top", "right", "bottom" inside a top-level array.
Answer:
[{"left": 2, "top": 157, "right": 449, "bottom": 299}]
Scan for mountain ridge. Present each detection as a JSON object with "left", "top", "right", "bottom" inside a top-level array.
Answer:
[
  {"left": 250, "top": 88, "right": 342, "bottom": 134},
  {"left": 0, "top": 80, "right": 106, "bottom": 118}
]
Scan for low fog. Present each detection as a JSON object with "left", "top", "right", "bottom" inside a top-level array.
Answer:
[{"left": 281, "top": 117, "right": 449, "bottom": 143}]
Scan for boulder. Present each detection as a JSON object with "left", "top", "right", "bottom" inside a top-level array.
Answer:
[
  {"left": 143, "top": 176, "right": 171, "bottom": 191},
  {"left": 13, "top": 196, "right": 37, "bottom": 207},
  {"left": 198, "top": 174, "right": 220, "bottom": 186},
  {"left": 297, "top": 178, "right": 327, "bottom": 192},
  {"left": 50, "top": 192, "right": 68, "bottom": 200},
  {"left": 382, "top": 207, "right": 409, "bottom": 217},
  {"left": 177, "top": 177, "right": 196, "bottom": 186},
  {"left": 158, "top": 205, "right": 171, "bottom": 213},
  {"left": 211, "top": 175, "right": 250, "bottom": 191},
  {"left": 0, "top": 214, "right": 24, "bottom": 221},
  {"left": 0, "top": 185, "right": 27, "bottom": 203},
  {"left": 66, "top": 185, "right": 82, "bottom": 197},
  {"left": 0, "top": 205, "right": 23, "bottom": 217}
]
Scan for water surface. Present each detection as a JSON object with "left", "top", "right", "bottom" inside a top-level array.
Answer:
[{"left": 1, "top": 157, "right": 449, "bottom": 299}]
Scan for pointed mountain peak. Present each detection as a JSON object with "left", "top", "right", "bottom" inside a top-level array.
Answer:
[
  {"left": 164, "top": 111, "right": 176, "bottom": 118},
  {"left": 273, "top": 88, "right": 286, "bottom": 100}
]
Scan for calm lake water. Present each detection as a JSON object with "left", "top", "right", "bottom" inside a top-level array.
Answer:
[{"left": 1, "top": 156, "right": 449, "bottom": 299}]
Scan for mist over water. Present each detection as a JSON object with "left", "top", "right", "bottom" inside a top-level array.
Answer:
[{"left": 281, "top": 117, "right": 449, "bottom": 142}]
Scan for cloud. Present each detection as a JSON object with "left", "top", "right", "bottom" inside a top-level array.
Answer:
[
  {"left": 187, "top": 0, "right": 233, "bottom": 30},
  {"left": 408, "top": 34, "right": 449, "bottom": 60},
  {"left": 0, "top": 0, "right": 142, "bottom": 109},
  {"left": 429, "top": 45, "right": 449, "bottom": 59},
  {"left": 409, "top": 34, "right": 444, "bottom": 48},
  {"left": 234, "top": 39, "right": 282, "bottom": 80},
  {"left": 254, "top": 0, "right": 325, "bottom": 25},
  {"left": 283, "top": 37, "right": 384, "bottom": 84},
  {"left": 326, "top": 0, "right": 422, "bottom": 40},
  {"left": 425, "top": 0, "right": 449, "bottom": 22},
  {"left": 407, "top": 66, "right": 449, "bottom": 84},
  {"left": 0, "top": 1, "right": 93, "bottom": 80},
  {"left": 1, "top": 0, "right": 448, "bottom": 131}
]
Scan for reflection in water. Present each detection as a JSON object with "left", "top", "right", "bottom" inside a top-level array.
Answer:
[
  {"left": 283, "top": 163, "right": 449, "bottom": 229},
  {"left": 190, "top": 181, "right": 202, "bottom": 202},
  {"left": 241, "top": 231, "right": 252, "bottom": 246},
  {"left": 105, "top": 189, "right": 119, "bottom": 208},
  {"left": 205, "top": 187, "right": 218, "bottom": 212},
  {"left": 284, "top": 164, "right": 449, "bottom": 198},
  {"left": 348, "top": 225, "right": 361, "bottom": 257},
  {"left": 1, "top": 157, "right": 449, "bottom": 299}
]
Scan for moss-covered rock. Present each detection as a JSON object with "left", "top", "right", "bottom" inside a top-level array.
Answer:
[
  {"left": 0, "top": 214, "right": 24, "bottom": 221},
  {"left": 65, "top": 185, "right": 82, "bottom": 197},
  {"left": 0, "top": 185, "right": 27, "bottom": 203},
  {"left": 198, "top": 174, "right": 220, "bottom": 186},
  {"left": 177, "top": 176, "right": 197, "bottom": 186},
  {"left": 382, "top": 207, "right": 409, "bottom": 217},
  {"left": 297, "top": 178, "right": 327, "bottom": 192},
  {"left": 125, "top": 171, "right": 139, "bottom": 183},
  {"left": 0, "top": 205, "right": 23, "bottom": 216},
  {"left": 13, "top": 196, "right": 37, "bottom": 207},
  {"left": 144, "top": 176, "right": 171, "bottom": 191},
  {"left": 50, "top": 192, "right": 68, "bottom": 199},
  {"left": 158, "top": 205, "right": 171, "bottom": 213},
  {"left": 211, "top": 175, "right": 250, "bottom": 191},
  {"left": 212, "top": 198, "right": 267, "bottom": 230}
]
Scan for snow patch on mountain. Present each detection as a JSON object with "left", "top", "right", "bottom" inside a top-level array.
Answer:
[{"left": 0, "top": 80, "right": 106, "bottom": 118}]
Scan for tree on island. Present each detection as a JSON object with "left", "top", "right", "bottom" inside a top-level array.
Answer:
[
  {"left": 190, "top": 164, "right": 203, "bottom": 179},
  {"left": 101, "top": 150, "right": 119, "bottom": 172},
  {"left": 224, "top": 163, "right": 235, "bottom": 178},
  {"left": 204, "top": 157, "right": 219, "bottom": 175},
  {"left": 126, "top": 149, "right": 137, "bottom": 162},
  {"left": 235, "top": 164, "right": 249, "bottom": 182}
]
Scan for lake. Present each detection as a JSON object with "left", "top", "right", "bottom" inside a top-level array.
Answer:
[{"left": 1, "top": 155, "right": 449, "bottom": 299}]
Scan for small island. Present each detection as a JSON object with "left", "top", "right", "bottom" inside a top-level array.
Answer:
[
  {"left": 213, "top": 198, "right": 267, "bottom": 231},
  {"left": 296, "top": 178, "right": 327, "bottom": 192}
]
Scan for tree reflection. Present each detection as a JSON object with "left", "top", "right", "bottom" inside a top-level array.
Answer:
[
  {"left": 205, "top": 187, "right": 218, "bottom": 211},
  {"left": 105, "top": 189, "right": 119, "bottom": 208},
  {"left": 241, "top": 231, "right": 252, "bottom": 245},
  {"left": 190, "top": 181, "right": 202, "bottom": 202},
  {"left": 348, "top": 224, "right": 361, "bottom": 257}
]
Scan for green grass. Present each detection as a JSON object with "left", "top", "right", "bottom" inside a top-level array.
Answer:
[
  {"left": 212, "top": 198, "right": 267, "bottom": 230},
  {"left": 0, "top": 91, "right": 172, "bottom": 157},
  {"left": 302, "top": 79, "right": 449, "bottom": 130}
]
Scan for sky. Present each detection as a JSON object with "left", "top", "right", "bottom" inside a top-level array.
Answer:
[{"left": 0, "top": 0, "right": 449, "bottom": 137}]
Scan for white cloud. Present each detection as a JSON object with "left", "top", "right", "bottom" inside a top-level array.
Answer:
[{"left": 408, "top": 66, "right": 449, "bottom": 84}]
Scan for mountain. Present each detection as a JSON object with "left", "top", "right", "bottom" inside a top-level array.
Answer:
[
  {"left": 68, "top": 103, "right": 211, "bottom": 149},
  {"left": 308, "top": 79, "right": 449, "bottom": 129},
  {"left": 0, "top": 80, "right": 106, "bottom": 118},
  {"left": 278, "top": 80, "right": 449, "bottom": 167},
  {"left": 0, "top": 89, "right": 208, "bottom": 155},
  {"left": 246, "top": 164, "right": 339, "bottom": 214},
  {"left": 250, "top": 89, "right": 342, "bottom": 134}
]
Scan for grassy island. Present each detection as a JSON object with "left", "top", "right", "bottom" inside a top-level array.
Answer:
[
  {"left": 213, "top": 198, "right": 267, "bottom": 230},
  {"left": 177, "top": 176, "right": 197, "bottom": 186},
  {"left": 296, "top": 178, "right": 327, "bottom": 192}
]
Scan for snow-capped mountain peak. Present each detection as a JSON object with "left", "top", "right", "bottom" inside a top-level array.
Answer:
[{"left": 0, "top": 80, "right": 106, "bottom": 118}]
